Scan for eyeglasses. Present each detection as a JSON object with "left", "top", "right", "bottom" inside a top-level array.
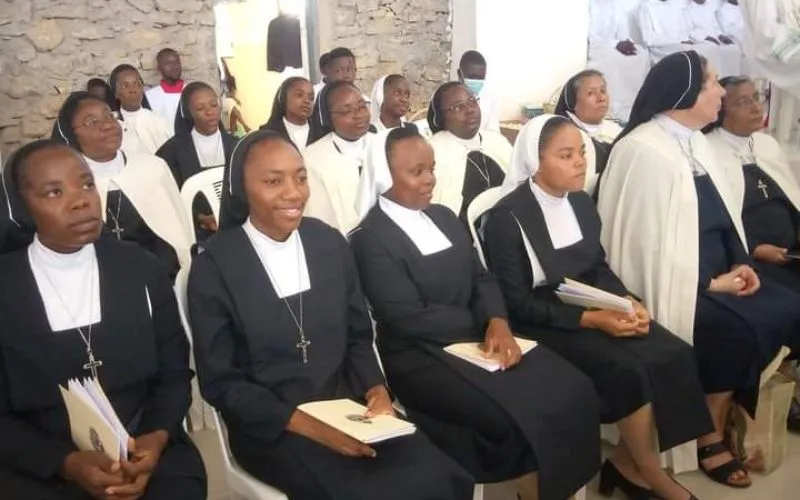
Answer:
[
  {"left": 331, "top": 101, "right": 369, "bottom": 118},
  {"left": 74, "top": 111, "right": 118, "bottom": 130},
  {"left": 444, "top": 96, "right": 480, "bottom": 114},
  {"left": 117, "top": 81, "right": 143, "bottom": 91}
]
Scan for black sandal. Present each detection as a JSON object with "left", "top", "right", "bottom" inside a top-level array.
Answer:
[{"left": 697, "top": 441, "right": 751, "bottom": 489}]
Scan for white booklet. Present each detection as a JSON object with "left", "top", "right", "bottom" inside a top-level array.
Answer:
[
  {"left": 298, "top": 399, "right": 417, "bottom": 444},
  {"left": 555, "top": 278, "right": 635, "bottom": 315},
  {"left": 59, "top": 378, "right": 129, "bottom": 460},
  {"left": 444, "top": 337, "right": 538, "bottom": 372}
]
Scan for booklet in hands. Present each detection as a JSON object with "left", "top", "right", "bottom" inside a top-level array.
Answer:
[
  {"left": 59, "top": 378, "right": 129, "bottom": 460},
  {"left": 298, "top": 399, "right": 417, "bottom": 444},
  {"left": 444, "top": 337, "right": 538, "bottom": 372},
  {"left": 555, "top": 278, "right": 634, "bottom": 315}
]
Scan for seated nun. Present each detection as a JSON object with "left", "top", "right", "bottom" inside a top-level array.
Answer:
[
  {"left": 157, "top": 82, "right": 238, "bottom": 240},
  {"left": 349, "top": 127, "right": 601, "bottom": 500},
  {"left": 369, "top": 74, "right": 419, "bottom": 133},
  {"left": 260, "top": 76, "right": 314, "bottom": 150},
  {"left": 427, "top": 82, "right": 512, "bottom": 224},
  {"left": 587, "top": 0, "right": 651, "bottom": 122},
  {"left": 685, "top": 0, "right": 742, "bottom": 77},
  {"left": 483, "top": 115, "right": 712, "bottom": 500},
  {"left": 597, "top": 50, "right": 800, "bottom": 489},
  {"left": 52, "top": 92, "right": 194, "bottom": 276},
  {"left": 554, "top": 70, "right": 623, "bottom": 195},
  {"left": 302, "top": 81, "right": 377, "bottom": 233},
  {"left": 109, "top": 64, "right": 172, "bottom": 156},
  {"left": 188, "top": 130, "right": 473, "bottom": 500},
  {"left": 0, "top": 140, "right": 206, "bottom": 499}
]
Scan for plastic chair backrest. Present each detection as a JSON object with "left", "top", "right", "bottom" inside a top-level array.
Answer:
[
  {"left": 466, "top": 186, "right": 505, "bottom": 268},
  {"left": 180, "top": 167, "right": 225, "bottom": 226}
]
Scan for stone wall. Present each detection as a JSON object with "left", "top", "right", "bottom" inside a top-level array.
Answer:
[
  {"left": 0, "top": 0, "right": 219, "bottom": 155},
  {"left": 329, "top": 0, "right": 452, "bottom": 116}
]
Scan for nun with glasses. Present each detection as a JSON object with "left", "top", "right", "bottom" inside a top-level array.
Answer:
[
  {"left": 482, "top": 114, "right": 712, "bottom": 500},
  {"left": 108, "top": 64, "right": 172, "bottom": 156},
  {"left": 349, "top": 127, "right": 601, "bottom": 500},
  {"left": 260, "top": 76, "right": 314, "bottom": 150},
  {"left": 0, "top": 140, "right": 206, "bottom": 499},
  {"left": 598, "top": 50, "right": 800, "bottom": 489},
  {"left": 51, "top": 91, "right": 193, "bottom": 276},
  {"left": 369, "top": 74, "right": 418, "bottom": 133},
  {"left": 426, "top": 82, "right": 511, "bottom": 225},
  {"left": 188, "top": 129, "right": 474, "bottom": 500}
]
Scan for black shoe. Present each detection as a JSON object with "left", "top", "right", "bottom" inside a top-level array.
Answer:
[
  {"left": 598, "top": 460, "right": 656, "bottom": 499},
  {"left": 788, "top": 397, "right": 800, "bottom": 433}
]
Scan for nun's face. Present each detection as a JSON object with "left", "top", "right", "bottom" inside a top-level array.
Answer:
[
  {"left": 722, "top": 81, "right": 764, "bottom": 137},
  {"left": 574, "top": 75, "right": 609, "bottom": 125},
  {"left": 244, "top": 139, "right": 308, "bottom": 241},
  {"left": 19, "top": 147, "right": 103, "bottom": 252},
  {"left": 189, "top": 87, "right": 221, "bottom": 135},
  {"left": 285, "top": 80, "right": 314, "bottom": 124},
  {"left": 535, "top": 123, "right": 587, "bottom": 195},
  {"left": 383, "top": 78, "right": 411, "bottom": 119},
  {"left": 329, "top": 86, "right": 370, "bottom": 141},
  {"left": 115, "top": 69, "right": 144, "bottom": 111},
  {"left": 692, "top": 68, "right": 726, "bottom": 127},
  {"left": 385, "top": 136, "right": 436, "bottom": 210},
  {"left": 72, "top": 99, "right": 122, "bottom": 161},
  {"left": 441, "top": 85, "right": 481, "bottom": 140}
]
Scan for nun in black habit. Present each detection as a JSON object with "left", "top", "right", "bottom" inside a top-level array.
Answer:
[
  {"left": 597, "top": 51, "right": 800, "bottom": 490},
  {"left": 156, "top": 81, "right": 237, "bottom": 240},
  {"left": 484, "top": 115, "right": 712, "bottom": 500},
  {"left": 349, "top": 127, "right": 601, "bottom": 500},
  {"left": 260, "top": 76, "right": 314, "bottom": 150},
  {"left": 188, "top": 130, "right": 474, "bottom": 500},
  {"left": 0, "top": 140, "right": 205, "bottom": 499}
]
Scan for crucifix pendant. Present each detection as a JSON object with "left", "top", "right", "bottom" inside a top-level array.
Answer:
[
  {"left": 296, "top": 338, "right": 311, "bottom": 364},
  {"left": 757, "top": 179, "right": 769, "bottom": 199},
  {"left": 83, "top": 349, "right": 103, "bottom": 379},
  {"left": 111, "top": 223, "right": 124, "bottom": 240}
]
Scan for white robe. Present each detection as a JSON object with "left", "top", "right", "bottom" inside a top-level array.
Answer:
[
  {"left": 587, "top": 0, "right": 652, "bottom": 122},
  {"left": 119, "top": 108, "right": 172, "bottom": 156},
  {"left": 145, "top": 86, "right": 182, "bottom": 133},
  {"left": 428, "top": 130, "right": 512, "bottom": 216},
  {"left": 96, "top": 153, "right": 195, "bottom": 270},
  {"left": 478, "top": 88, "right": 501, "bottom": 133},
  {"left": 685, "top": 0, "right": 743, "bottom": 77},
  {"left": 597, "top": 119, "right": 748, "bottom": 473},
  {"left": 740, "top": 0, "right": 800, "bottom": 98},
  {"left": 717, "top": 1, "right": 746, "bottom": 44}
]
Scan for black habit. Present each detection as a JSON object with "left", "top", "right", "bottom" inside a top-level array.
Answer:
[
  {"left": 0, "top": 235, "right": 205, "bottom": 499},
  {"left": 188, "top": 218, "right": 473, "bottom": 500},
  {"left": 484, "top": 184, "right": 713, "bottom": 450},
  {"left": 350, "top": 203, "right": 601, "bottom": 500},
  {"left": 460, "top": 150, "right": 506, "bottom": 226}
]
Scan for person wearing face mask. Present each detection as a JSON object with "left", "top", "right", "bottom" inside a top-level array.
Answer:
[
  {"left": 554, "top": 70, "right": 623, "bottom": 196},
  {"left": 685, "top": 0, "right": 743, "bottom": 78},
  {"left": 302, "top": 81, "right": 376, "bottom": 234},
  {"left": 483, "top": 115, "right": 712, "bottom": 500},
  {"left": 427, "top": 82, "right": 512, "bottom": 226},
  {"left": 598, "top": 51, "right": 800, "bottom": 489},
  {"left": 369, "top": 74, "right": 418, "bottom": 133},
  {"left": 457, "top": 50, "right": 500, "bottom": 133},
  {"left": 146, "top": 48, "right": 185, "bottom": 133},
  {"left": 109, "top": 64, "right": 172, "bottom": 156},
  {"left": 52, "top": 92, "right": 193, "bottom": 277},
  {"left": 156, "top": 82, "right": 238, "bottom": 240}
]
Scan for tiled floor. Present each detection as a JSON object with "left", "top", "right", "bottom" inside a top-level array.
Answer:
[{"left": 192, "top": 429, "right": 800, "bottom": 499}]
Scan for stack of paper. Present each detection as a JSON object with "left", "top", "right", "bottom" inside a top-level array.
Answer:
[
  {"left": 444, "top": 337, "right": 538, "bottom": 372},
  {"left": 298, "top": 399, "right": 417, "bottom": 444},
  {"left": 59, "top": 378, "right": 129, "bottom": 460},
  {"left": 555, "top": 278, "right": 634, "bottom": 315}
]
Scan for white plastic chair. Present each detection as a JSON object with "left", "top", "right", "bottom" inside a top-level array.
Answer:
[
  {"left": 466, "top": 186, "right": 506, "bottom": 268},
  {"left": 179, "top": 167, "right": 225, "bottom": 226},
  {"left": 173, "top": 267, "right": 288, "bottom": 500}
]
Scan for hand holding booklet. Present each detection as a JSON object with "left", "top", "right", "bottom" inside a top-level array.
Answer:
[
  {"left": 59, "top": 378, "right": 129, "bottom": 460},
  {"left": 555, "top": 278, "right": 634, "bottom": 315},
  {"left": 443, "top": 337, "right": 538, "bottom": 372},
  {"left": 298, "top": 399, "right": 416, "bottom": 444}
]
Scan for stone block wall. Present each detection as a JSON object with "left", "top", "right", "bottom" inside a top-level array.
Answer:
[{"left": 0, "top": 0, "right": 219, "bottom": 155}]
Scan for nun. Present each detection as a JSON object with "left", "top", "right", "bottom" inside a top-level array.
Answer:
[
  {"left": 260, "top": 76, "right": 314, "bottom": 150},
  {"left": 349, "top": 127, "right": 601, "bottom": 500},
  {"left": 302, "top": 81, "right": 377, "bottom": 233},
  {"left": 427, "top": 82, "right": 512, "bottom": 224},
  {"left": 52, "top": 92, "right": 194, "bottom": 275},
  {"left": 598, "top": 51, "right": 800, "bottom": 488},
  {"left": 187, "top": 129, "right": 474, "bottom": 500},
  {"left": 109, "top": 64, "right": 172, "bottom": 156},
  {"left": 482, "top": 115, "right": 711, "bottom": 500},
  {"left": 369, "top": 74, "right": 418, "bottom": 132},
  {"left": 0, "top": 140, "right": 206, "bottom": 499},
  {"left": 554, "top": 70, "right": 623, "bottom": 195},
  {"left": 156, "top": 82, "right": 237, "bottom": 240}
]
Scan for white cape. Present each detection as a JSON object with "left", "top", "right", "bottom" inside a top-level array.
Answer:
[
  {"left": 119, "top": 109, "right": 172, "bottom": 156},
  {"left": 428, "top": 130, "right": 513, "bottom": 215}
]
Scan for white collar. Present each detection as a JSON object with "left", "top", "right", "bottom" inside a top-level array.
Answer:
[
  {"left": 718, "top": 127, "right": 756, "bottom": 164},
  {"left": 333, "top": 134, "right": 368, "bottom": 160},
  {"left": 567, "top": 111, "right": 601, "bottom": 135},
  {"left": 530, "top": 178, "right": 569, "bottom": 208},
  {"left": 283, "top": 117, "right": 309, "bottom": 133},
  {"left": 529, "top": 178, "right": 583, "bottom": 249},
  {"left": 283, "top": 118, "right": 310, "bottom": 149},
  {"left": 654, "top": 114, "right": 696, "bottom": 142},
  {"left": 191, "top": 128, "right": 222, "bottom": 144},
  {"left": 452, "top": 132, "right": 481, "bottom": 150},
  {"left": 242, "top": 218, "right": 311, "bottom": 299},
  {"left": 83, "top": 151, "right": 124, "bottom": 183},
  {"left": 378, "top": 195, "right": 452, "bottom": 256}
]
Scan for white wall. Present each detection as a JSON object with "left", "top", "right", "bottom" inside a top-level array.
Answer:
[{"left": 473, "top": 0, "right": 590, "bottom": 120}]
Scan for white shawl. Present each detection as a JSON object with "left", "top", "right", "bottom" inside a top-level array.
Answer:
[{"left": 120, "top": 109, "right": 172, "bottom": 156}]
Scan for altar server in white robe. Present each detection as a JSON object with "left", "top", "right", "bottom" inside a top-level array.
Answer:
[
  {"left": 588, "top": 0, "right": 652, "bottom": 122},
  {"left": 717, "top": 0, "right": 745, "bottom": 44},
  {"left": 145, "top": 49, "right": 185, "bottom": 133},
  {"left": 554, "top": 70, "right": 624, "bottom": 196},
  {"left": 598, "top": 50, "right": 800, "bottom": 488},
  {"left": 109, "top": 64, "right": 172, "bottom": 156},
  {"left": 427, "top": 82, "right": 512, "bottom": 224},
  {"left": 369, "top": 75, "right": 418, "bottom": 133},
  {"left": 302, "top": 81, "right": 376, "bottom": 234},
  {"left": 686, "top": 0, "right": 743, "bottom": 77},
  {"left": 53, "top": 92, "right": 194, "bottom": 276}
]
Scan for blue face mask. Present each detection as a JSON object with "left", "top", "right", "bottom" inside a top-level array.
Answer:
[{"left": 463, "top": 78, "right": 485, "bottom": 96}]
